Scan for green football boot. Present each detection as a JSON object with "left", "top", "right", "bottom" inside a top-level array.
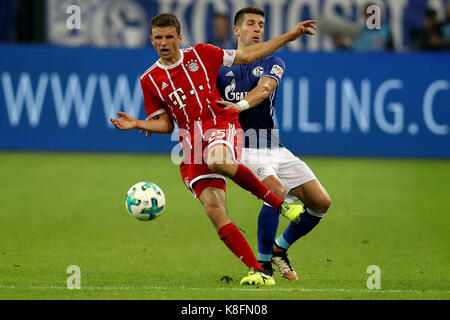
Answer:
[
  {"left": 278, "top": 202, "right": 304, "bottom": 223},
  {"left": 240, "top": 269, "right": 275, "bottom": 287}
]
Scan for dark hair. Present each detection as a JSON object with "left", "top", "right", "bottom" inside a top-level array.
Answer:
[
  {"left": 150, "top": 13, "right": 181, "bottom": 35},
  {"left": 234, "top": 6, "right": 265, "bottom": 26}
]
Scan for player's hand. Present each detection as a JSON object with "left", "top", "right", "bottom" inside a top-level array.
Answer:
[
  {"left": 140, "top": 115, "right": 153, "bottom": 138},
  {"left": 216, "top": 100, "right": 242, "bottom": 112},
  {"left": 110, "top": 111, "right": 138, "bottom": 130},
  {"left": 289, "top": 20, "right": 317, "bottom": 41}
]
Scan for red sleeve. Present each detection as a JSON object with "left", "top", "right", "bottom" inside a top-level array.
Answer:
[
  {"left": 194, "top": 43, "right": 235, "bottom": 70},
  {"left": 140, "top": 76, "right": 165, "bottom": 117}
]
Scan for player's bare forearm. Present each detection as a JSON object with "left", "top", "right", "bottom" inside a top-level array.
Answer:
[
  {"left": 234, "top": 20, "right": 317, "bottom": 65},
  {"left": 217, "top": 77, "right": 278, "bottom": 112},
  {"left": 135, "top": 119, "right": 173, "bottom": 133},
  {"left": 136, "top": 112, "right": 174, "bottom": 133},
  {"left": 235, "top": 33, "right": 292, "bottom": 64},
  {"left": 244, "top": 88, "right": 271, "bottom": 108},
  {"left": 138, "top": 113, "right": 174, "bottom": 134},
  {"left": 139, "top": 113, "right": 173, "bottom": 137},
  {"left": 111, "top": 111, "right": 174, "bottom": 133},
  {"left": 245, "top": 77, "right": 278, "bottom": 107}
]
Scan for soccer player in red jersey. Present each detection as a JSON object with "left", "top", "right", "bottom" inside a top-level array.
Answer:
[{"left": 111, "top": 13, "right": 317, "bottom": 286}]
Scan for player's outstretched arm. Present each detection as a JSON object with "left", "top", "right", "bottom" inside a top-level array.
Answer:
[
  {"left": 233, "top": 20, "right": 317, "bottom": 65},
  {"left": 110, "top": 111, "right": 174, "bottom": 133},
  {"left": 139, "top": 113, "right": 173, "bottom": 137}
]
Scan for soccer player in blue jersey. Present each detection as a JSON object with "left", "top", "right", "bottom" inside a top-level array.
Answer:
[{"left": 216, "top": 6, "right": 331, "bottom": 281}]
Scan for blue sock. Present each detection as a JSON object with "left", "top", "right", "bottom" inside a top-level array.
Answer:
[
  {"left": 257, "top": 204, "right": 280, "bottom": 261},
  {"left": 276, "top": 208, "right": 324, "bottom": 250}
]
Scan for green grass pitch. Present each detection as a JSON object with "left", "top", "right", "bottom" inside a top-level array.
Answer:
[{"left": 0, "top": 152, "right": 449, "bottom": 300}]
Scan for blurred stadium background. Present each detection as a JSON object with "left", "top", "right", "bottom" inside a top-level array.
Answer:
[{"left": 0, "top": 0, "right": 449, "bottom": 300}]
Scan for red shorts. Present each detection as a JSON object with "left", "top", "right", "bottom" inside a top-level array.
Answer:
[{"left": 179, "top": 120, "right": 243, "bottom": 198}]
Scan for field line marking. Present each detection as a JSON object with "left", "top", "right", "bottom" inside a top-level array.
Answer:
[{"left": 1, "top": 284, "right": 449, "bottom": 294}]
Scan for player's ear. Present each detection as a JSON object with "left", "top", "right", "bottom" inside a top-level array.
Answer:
[
  {"left": 233, "top": 25, "right": 240, "bottom": 37},
  {"left": 178, "top": 33, "right": 182, "bottom": 44}
]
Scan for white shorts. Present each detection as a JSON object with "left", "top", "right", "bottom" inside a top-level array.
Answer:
[{"left": 240, "top": 147, "right": 317, "bottom": 204}]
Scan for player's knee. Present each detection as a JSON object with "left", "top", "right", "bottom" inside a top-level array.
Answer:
[
  {"left": 203, "top": 202, "right": 230, "bottom": 231},
  {"left": 204, "top": 202, "right": 225, "bottom": 215},
  {"left": 313, "top": 194, "right": 331, "bottom": 213},
  {"left": 323, "top": 195, "right": 332, "bottom": 211}
]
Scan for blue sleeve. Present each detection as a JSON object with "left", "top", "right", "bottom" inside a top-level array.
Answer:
[{"left": 261, "top": 56, "right": 286, "bottom": 85}]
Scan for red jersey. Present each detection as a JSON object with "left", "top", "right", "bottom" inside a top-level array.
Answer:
[{"left": 140, "top": 43, "right": 238, "bottom": 133}]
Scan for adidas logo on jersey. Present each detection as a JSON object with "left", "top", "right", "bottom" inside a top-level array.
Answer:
[
  {"left": 162, "top": 82, "right": 169, "bottom": 90},
  {"left": 225, "top": 71, "right": 234, "bottom": 77}
]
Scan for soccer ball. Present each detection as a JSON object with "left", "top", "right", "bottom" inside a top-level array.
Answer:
[{"left": 125, "top": 182, "right": 165, "bottom": 221}]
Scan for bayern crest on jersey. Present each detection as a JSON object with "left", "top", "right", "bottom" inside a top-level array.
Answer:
[{"left": 186, "top": 59, "right": 199, "bottom": 72}]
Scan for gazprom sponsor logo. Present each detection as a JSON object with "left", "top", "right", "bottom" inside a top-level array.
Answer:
[{"left": 224, "top": 79, "right": 248, "bottom": 101}]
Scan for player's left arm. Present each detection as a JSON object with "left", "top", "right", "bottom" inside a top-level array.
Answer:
[
  {"left": 245, "top": 76, "right": 279, "bottom": 106},
  {"left": 139, "top": 113, "right": 173, "bottom": 138},
  {"left": 110, "top": 111, "right": 174, "bottom": 134},
  {"left": 216, "top": 76, "right": 278, "bottom": 112}
]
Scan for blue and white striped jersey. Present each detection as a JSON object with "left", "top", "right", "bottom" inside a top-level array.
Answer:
[{"left": 216, "top": 55, "right": 285, "bottom": 149}]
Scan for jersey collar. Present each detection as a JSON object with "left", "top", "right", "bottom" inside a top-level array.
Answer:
[{"left": 156, "top": 49, "right": 184, "bottom": 70}]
